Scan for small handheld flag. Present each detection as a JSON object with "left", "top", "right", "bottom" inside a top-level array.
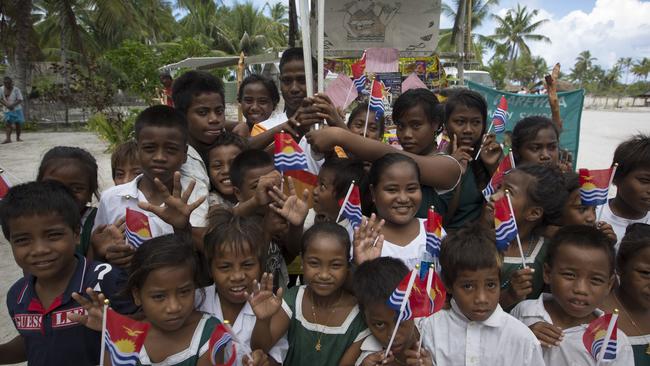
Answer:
[
  {"left": 336, "top": 181, "right": 362, "bottom": 228},
  {"left": 125, "top": 208, "right": 152, "bottom": 248},
  {"left": 426, "top": 266, "right": 446, "bottom": 314},
  {"left": 579, "top": 167, "right": 616, "bottom": 206},
  {"left": 0, "top": 168, "right": 11, "bottom": 199},
  {"left": 424, "top": 207, "right": 444, "bottom": 261},
  {"left": 482, "top": 152, "right": 515, "bottom": 199},
  {"left": 209, "top": 322, "right": 237, "bottom": 366},
  {"left": 273, "top": 132, "right": 308, "bottom": 173},
  {"left": 494, "top": 194, "right": 518, "bottom": 251},
  {"left": 583, "top": 311, "right": 619, "bottom": 363},
  {"left": 368, "top": 79, "right": 386, "bottom": 122},
  {"left": 351, "top": 51, "right": 367, "bottom": 94},
  {"left": 385, "top": 269, "right": 417, "bottom": 357},
  {"left": 104, "top": 307, "right": 150, "bottom": 366},
  {"left": 492, "top": 96, "right": 508, "bottom": 133}
]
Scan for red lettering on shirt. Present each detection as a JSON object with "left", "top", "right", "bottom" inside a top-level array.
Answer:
[{"left": 13, "top": 314, "right": 43, "bottom": 330}]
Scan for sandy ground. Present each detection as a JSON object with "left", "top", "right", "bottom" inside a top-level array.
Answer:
[{"left": 0, "top": 110, "right": 649, "bottom": 360}]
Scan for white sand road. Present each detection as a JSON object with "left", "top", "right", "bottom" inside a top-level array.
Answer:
[{"left": 0, "top": 110, "right": 648, "bottom": 363}]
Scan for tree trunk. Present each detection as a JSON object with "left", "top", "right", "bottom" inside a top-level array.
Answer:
[
  {"left": 12, "top": 0, "right": 33, "bottom": 120},
  {"left": 455, "top": 0, "right": 466, "bottom": 84},
  {"left": 288, "top": 0, "right": 297, "bottom": 48}
]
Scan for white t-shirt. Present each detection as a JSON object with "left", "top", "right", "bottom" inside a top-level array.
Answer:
[
  {"left": 599, "top": 200, "right": 650, "bottom": 250},
  {"left": 420, "top": 300, "right": 545, "bottom": 366},
  {"left": 381, "top": 218, "right": 446, "bottom": 270},
  {"left": 511, "top": 293, "right": 635, "bottom": 366},
  {"left": 197, "top": 285, "right": 288, "bottom": 364},
  {"left": 0, "top": 86, "right": 23, "bottom": 111}
]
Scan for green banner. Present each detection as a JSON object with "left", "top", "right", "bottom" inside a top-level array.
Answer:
[{"left": 466, "top": 80, "right": 585, "bottom": 163}]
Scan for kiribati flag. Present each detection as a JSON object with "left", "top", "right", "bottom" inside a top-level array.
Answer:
[
  {"left": 422, "top": 265, "right": 446, "bottom": 314},
  {"left": 492, "top": 96, "right": 508, "bottom": 133},
  {"left": 583, "top": 313, "right": 619, "bottom": 361},
  {"left": 425, "top": 207, "right": 444, "bottom": 260},
  {"left": 494, "top": 195, "right": 518, "bottom": 251},
  {"left": 482, "top": 152, "right": 515, "bottom": 199},
  {"left": 274, "top": 132, "right": 308, "bottom": 173},
  {"left": 104, "top": 308, "right": 150, "bottom": 366},
  {"left": 351, "top": 52, "right": 367, "bottom": 94},
  {"left": 368, "top": 80, "right": 386, "bottom": 122},
  {"left": 209, "top": 323, "right": 237, "bottom": 366},
  {"left": 0, "top": 168, "right": 11, "bottom": 199},
  {"left": 125, "top": 208, "right": 152, "bottom": 248},
  {"left": 579, "top": 168, "right": 613, "bottom": 206},
  {"left": 387, "top": 270, "right": 417, "bottom": 322},
  {"left": 338, "top": 183, "right": 362, "bottom": 228}
]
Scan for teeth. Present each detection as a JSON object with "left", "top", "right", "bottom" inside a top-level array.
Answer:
[
  {"left": 230, "top": 286, "right": 246, "bottom": 292},
  {"left": 221, "top": 179, "right": 231, "bottom": 184}
]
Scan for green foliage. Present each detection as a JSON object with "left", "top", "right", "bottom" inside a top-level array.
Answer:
[
  {"left": 485, "top": 59, "right": 507, "bottom": 90},
  {"left": 103, "top": 40, "right": 160, "bottom": 102},
  {"left": 86, "top": 109, "right": 139, "bottom": 151}
]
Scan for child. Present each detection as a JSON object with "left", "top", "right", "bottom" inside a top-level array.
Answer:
[
  {"left": 346, "top": 102, "right": 385, "bottom": 142},
  {"left": 353, "top": 257, "right": 425, "bottom": 366},
  {"left": 0, "top": 181, "right": 132, "bottom": 366},
  {"left": 172, "top": 70, "right": 228, "bottom": 224},
  {"left": 111, "top": 140, "right": 142, "bottom": 186},
  {"left": 486, "top": 164, "right": 568, "bottom": 310},
  {"left": 598, "top": 134, "right": 650, "bottom": 248},
  {"left": 249, "top": 223, "right": 369, "bottom": 366},
  {"left": 511, "top": 116, "right": 561, "bottom": 166},
  {"left": 73, "top": 234, "right": 241, "bottom": 365},
  {"left": 207, "top": 131, "right": 247, "bottom": 208},
  {"left": 230, "top": 149, "right": 304, "bottom": 290},
  {"left": 601, "top": 223, "right": 650, "bottom": 365},
  {"left": 510, "top": 225, "right": 634, "bottom": 365},
  {"left": 394, "top": 88, "right": 445, "bottom": 157},
  {"left": 199, "top": 209, "right": 288, "bottom": 364},
  {"left": 238, "top": 74, "right": 280, "bottom": 131},
  {"left": 443, "top": 89, "right": 502, "bottom": 229},
  {"left": 357, "top": 153, "right": 443, "bottom": 269},
  {"left": 420, "top": 225, "right": 545, "bottom": 365},
  {"left": 93, "top": 105, "right": 208, "bottom": 247},
  {"left": 37, "top": 146, "right": 100, "bottom": 257},
  {"left": 310, "top": 157, "right": 365, "bottom": 226}
]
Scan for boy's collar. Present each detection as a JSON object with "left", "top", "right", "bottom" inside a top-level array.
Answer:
[
  {"left": 539, "top": 293, "right": 605, "bottom": 329},
  {"left": 19, "top": 254, "right": 88, "bottom": 307},
  {"left": 118, "top": 174, "right": 144, "bottom": 200},
  {"left": 450, "top": 298, "right": 506, "bottom": 328}
]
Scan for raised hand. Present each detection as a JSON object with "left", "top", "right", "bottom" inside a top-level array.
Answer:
[
  {"left": 451, "top": 134, "right": 473, "bottom": 173},
  {"left": 360, "top": 350, "right": 394, "bottom": 366},
  {"left": 255, "top": 171, "right": 283, "bottom": 207},
  {"left": 508, "top": 267, "right": 535, "bottom": 301},
  {"left": 69, "top": 288, "right": 107, "bottom": 332},
  {"left": 138, "top": 171, "right": 206, "bottom": 230},
  {"left": 479, "top": 133, "right": 503, "bottom": 170},
  {"left": 268, "top": 177, "right": 310, "bottom": 227},
  {"left": 312, "top": 93, "right": 345, "bottom": 128},
  {"left": 105, "top": 243, "right": 135, "bottom": 268},
  {"left": 529, "top": 321, "right": 563, "bottom": 347},
  {"left": 91, "top": 216, "right": 125, "bottom": 259},
  {"left": 247, "top": 273, "right": 284, "bottom": 321},
  {"left": 353, "top": 214, "right": 385, "bottom": 266}
]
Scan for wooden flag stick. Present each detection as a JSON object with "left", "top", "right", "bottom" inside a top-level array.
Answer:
[
  {"left": 596, "top": 163, "right": 618, "bottom": 223},
  {"left": 336, "top": 180, "right": 355, "bottom": 222},
  {"left": 505, "top": 190, "right": 527, "bottom": 269},
  {"left": 385, "top": 269, "right": 418, "bottom": 358}
]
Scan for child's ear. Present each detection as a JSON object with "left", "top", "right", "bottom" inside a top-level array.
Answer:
[
  {"left": 543, "top": 263, "right": 552, "bottom": 285},
  {"left": 606, "top": 273, "right": 615, "bottom": 293},
  {"left": 131, "top": 288, "right": 142, "bottom": 306},
  {"left": 525, "top": 205, "right": 543, "bottom": 223}
]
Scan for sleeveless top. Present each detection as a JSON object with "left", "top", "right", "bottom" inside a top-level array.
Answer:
[{"left": 78, "top": 207, "right": 97, "bottom": 256}]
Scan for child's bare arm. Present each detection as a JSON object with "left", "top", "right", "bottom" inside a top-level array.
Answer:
[
  {"left": 339, "top": 339, "right": 364, "bottom": 366},
  {"left": 0, "top": 335, "right": 27, "bottom": 364},
  {"left": 307, "top": 127, "right": 462, "bottom": 190},
  {"left": 248, "top": 274, "right": 290, "bottom": 353}
]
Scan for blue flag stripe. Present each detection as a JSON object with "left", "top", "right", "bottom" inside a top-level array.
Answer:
[
  {"left": 104, "top": 333, "right": 140, "bottom": 366},
  {"left": 125, "top": 229, "right": 146, "bottom": 248}
]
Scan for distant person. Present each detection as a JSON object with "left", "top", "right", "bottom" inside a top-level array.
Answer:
[
  {"left": 159, "top": 71, "right": 174, "bottom": 106},
  {"left": 1, "top": 76, "right": 24, "bottom": 143}
]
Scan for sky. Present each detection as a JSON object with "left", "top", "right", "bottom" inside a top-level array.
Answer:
[{"left": 175, "top": 0, "right": 650, "bottom": 73}]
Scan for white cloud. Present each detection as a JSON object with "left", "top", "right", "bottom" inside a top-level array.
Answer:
[{"left": 525, "top": 0, "right": 650, "bottom": 71}]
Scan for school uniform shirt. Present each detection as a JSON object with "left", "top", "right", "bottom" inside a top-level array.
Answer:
[
  {"left": 510, "top": 293, "right": 635, "bottom": 366},
  {"left": 179, "top": 145, "right": 210, "bottom": 227},
  {"left": 420, "top": 299, "right": 545, "bottom": 366},
  {"left": 281, "top": 285, "right": 370, "bottom": 366},
  {"left": 599, "top": 201, "right": 650, "bottom": 250},
  {"left": 251, "top": 112, "right": 288, "bottom": 136},
  {"left": 93, "top": 174, "right": 207, "bottom": 236},
  {"left": 381, "top": 218, "right": 447, "bottom": 270},
  {"left": 6, "top": 254, "right": 134, "bottom": 366},
  {"left": 628, "top": 335, "right": 650, "bottom": 366},
  {"left": 137, "top": 314, "right": 220, "bottom": 366},
  {"left": 197, "top": 285, "right": 289, "bottom": 364},
  {"left": 355, "top": 319, "right": 423, "bottom": 366}
]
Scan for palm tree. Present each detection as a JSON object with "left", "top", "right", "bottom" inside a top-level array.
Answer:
[
  {"left": 616, "top": 57, "right": 633, "bottom": 85},
  {"left": 570, "top": 50, "right": 597, "bottom": 87},
  {"left": 489, "top": 4, "right": 550, "bottom": 63},
  {"left": 632, "top": 57, "right": 650, "bottom": 82}
]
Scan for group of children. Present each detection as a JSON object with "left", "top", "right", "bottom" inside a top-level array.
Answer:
[{"left": 0, "top": 47, "right": 649, "bottom": 366}]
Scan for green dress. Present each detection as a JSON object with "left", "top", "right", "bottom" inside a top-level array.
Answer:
[
  {"left": 137, "top": 314, "right": 221, "bottom": 366},
  {"left": 77, "top": 207, "right": 97, "bottom": 256},
  {"left": 282, "top": 286, "right": 370, "bottom": 366},
  {"left": 500, "top": 236, "right": 549, "bottom": 309},
  {"left": 630, "top": 336, "right": 650, "bottom": 366},
  {"left": 445, "top": 168, "right": 484, "bottom": 229}
]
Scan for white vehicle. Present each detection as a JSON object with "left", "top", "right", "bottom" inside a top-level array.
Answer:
[{"left": 444, "top": 67, "right": 495, "bottom": 88}]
